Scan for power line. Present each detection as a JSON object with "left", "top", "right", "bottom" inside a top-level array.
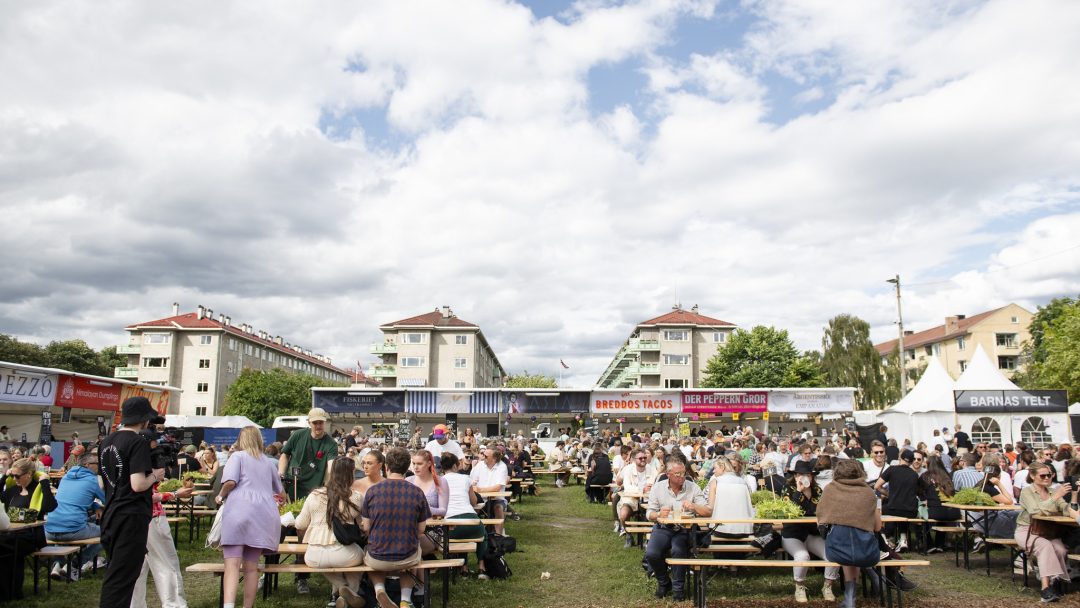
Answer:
[{"left": 904, "top": 242, "right": 1080, "bottom": 288}]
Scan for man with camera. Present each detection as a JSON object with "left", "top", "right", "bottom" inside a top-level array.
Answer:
[{"left": 98, "top": 397, "right": 166, "bottom": 608}]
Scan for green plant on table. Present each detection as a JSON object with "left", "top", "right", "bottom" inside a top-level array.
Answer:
[
  {"left": 950, "top": 488, "right": 997, "bottom": 506},
  {"left": 279, "top": 496, "right": 306, "bottom": 515},
  {"left": 750, "top": 489, "right": 775, "bottom": 506},
  {"left": 158, "top": 478, "right": 184, "bottom": 493},
  {"left": 755, "top": 497, "right": 805, "bottom": 520}
]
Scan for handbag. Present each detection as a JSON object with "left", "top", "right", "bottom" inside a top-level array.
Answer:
[
  {"left": 824, "top": 524, "right": 880, "bottom": 568},
  {"left": 206, "top": 503, "right": 226, "bottom": 550},
  {"left": 332, "top": 516, "right": 366, "bottom": 546},
  {"left": 1029, "top": 517, "right": 1069, "bottom": 542}
]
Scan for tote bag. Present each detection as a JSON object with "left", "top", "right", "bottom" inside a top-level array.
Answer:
[
  {"left": 206, "top": 503, "right": 226, "bottom": 550},
  {"left": 824, "top": 525, "right": 879, "bottom": 568}
]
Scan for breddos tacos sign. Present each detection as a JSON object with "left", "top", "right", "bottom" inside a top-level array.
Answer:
[{"left": 589, "top": 391, "right": 681, "bottom": 414}]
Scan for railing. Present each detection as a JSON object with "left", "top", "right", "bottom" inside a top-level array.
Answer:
[
  {"left": 629, "top": 338, "right": 660, "bottom": 351},
  {"left": 114, "top": 366, "right": 139, "bottom": 378},
  {"left": 368, "top": 365, "right": 397, "bottom": 377},
  {"left": 116, "top": 344, "right": 140, "bottom": 355},
  {"left": 370, "top": 342, "right": 398, "bottom": 354}
]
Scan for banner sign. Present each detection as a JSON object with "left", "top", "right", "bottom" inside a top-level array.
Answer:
[
  {"left": 769, "top": 390, "right": 854, "bottom": 413},
  {"left": 202, "top": 427, "right": 276, "bottom": 448},
  {"left": 0, "top": 369, "right": 58, "bottom": 406},
  {"left": 506, "top": 391, "right": 589, "bottom": 414},
  {"left": 589, "top": 391, "right": 681, "bottom": 414},
  {"left": 407, "top": 391, "right": 502, "bottom": 415},
  {"left": 55, "top": 376, "right": 122, "bottom": 411},
  {"left": 954, "top": 390, "right": 1068, "bottom": 414},
  {"left": 119, "top": 385, "right": 171, "bottom": 414},
  {"left": 682, "top": 391, "right": 767, "bottom": 414},
  {"left": 312, "top": 390, "right": 405, "bottom": 414}
]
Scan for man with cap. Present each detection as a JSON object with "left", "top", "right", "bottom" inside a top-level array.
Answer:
[
  {"left": 277, "top": 407, "right": 338, "bottom": 595},
  {"left": 875, "top": 450, "right": 920, "bottom": 553},
  {"left": 423, "top": 424, "right": 464, "bottom": 461},
  {"left": 98, "top": 396, "right": 166, "bottom": 608}
]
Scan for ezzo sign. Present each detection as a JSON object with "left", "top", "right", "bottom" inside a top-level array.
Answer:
[{"left": 0, "top": 370, "right": 58, "bottom": 405}]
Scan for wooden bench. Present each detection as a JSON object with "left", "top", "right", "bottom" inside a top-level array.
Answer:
[
  {"left": 45, "top": 537, "right": 103, "bottom": 575},
  {"left": 30, "top": 545, "right": 80, "bottom": 593},
  {"left": 986, "top": 539, "right": 1027, "bottom": 584},
  {"left": 187, "top": 558, "right": 464, "bottom": 608},
  {"left": 667, "top": 558, "right": 930, "bottom": 608}
]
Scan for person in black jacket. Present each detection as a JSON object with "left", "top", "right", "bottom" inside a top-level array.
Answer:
[{"left": 585, "top": 446, "right": 613, "bottom": 503}]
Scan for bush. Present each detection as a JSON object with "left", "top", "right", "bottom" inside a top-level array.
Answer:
[
  {"left": 950, "top": 488, "right": 997, "bottom": 506},
  {"left": 755, "top": 497, "right": 805, "bottom": 519}
]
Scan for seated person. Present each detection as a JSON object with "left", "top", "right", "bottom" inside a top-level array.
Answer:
[
  {"left": 644, "top": 457, "right": 705, "bottom": 602},
  {"left": 44, "top": 452, "right": 105, "bottom": 580}
]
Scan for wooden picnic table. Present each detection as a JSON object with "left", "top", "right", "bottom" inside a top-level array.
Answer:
[
  {"left": 1, "top": 520, "right": 45, "bottom": 532},
  {"left": 1033, "top": 514, "right": 1078, "bottom": 525},
  {"left": 940, "top": 503, "right": 1020, "bottom": 570},
  {"left": 658, "top": 516, "right": 910, "bottom": 526},
  {"left": 478, "top": 491, "right": 511, "bottom": 498},
  {"left": 425, "top": 517, "right": 504, "bottom": 608}
]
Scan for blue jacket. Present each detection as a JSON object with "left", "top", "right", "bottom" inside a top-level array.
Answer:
[{"left": 44, "top": 466, "right": 104, "bottom": 534}]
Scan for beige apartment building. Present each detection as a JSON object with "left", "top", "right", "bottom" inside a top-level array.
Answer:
[
  {"left": 116, "top": 304, "right": 351, "bottom": 415},
  {"left": 873, "top": 303, "right": 1034, "bottom": 380},
  {"left": 369, "top": 306, "right": 506, "bottom": 388},
  {"left": 596, "top": 305, "right": 737, "bottom": 389}
]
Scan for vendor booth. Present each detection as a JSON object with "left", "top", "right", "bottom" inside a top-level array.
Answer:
[
  {"left": 680, "top": 389, "right": 767, "bottom": 435},
  {"left": 406, "top": 389, "right": 503, "bottom": 437},
  {"left": 878, "top": 355, "right": 956, "bottom": 445},
  {"left": 589, "top": 389, "right": 682, "bottom": 435},
  {"left": 768, "top": 388, "right": 855, "bottom": 438}
]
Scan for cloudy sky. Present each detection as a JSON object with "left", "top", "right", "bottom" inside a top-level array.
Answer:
[{"left": 2, "top": 0, "right": 1079, "bottom": 387}]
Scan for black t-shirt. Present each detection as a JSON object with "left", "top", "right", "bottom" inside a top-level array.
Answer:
[
  {"left": 179, "top": 454, "right": 200, "bottom": 473},
  {"left": 885, "top": 445, "right": 900, "bottom": 463},
  {"left": 954, "top": 431, "right": 972, "bottom": 450},
  {"left": 881, "top": 465, "right": 919, "bottom": 513},
  {"left": 99, "top": 429, "right": 154, "bottom": 519}
]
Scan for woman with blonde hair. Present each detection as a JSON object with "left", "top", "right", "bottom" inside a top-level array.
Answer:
[
  {"left": 199, "top": 447, "right": 220, "bottom": 477},
  {"left": 352, "top": 448, "right": 385, "bottom": 496},
  {"left": 216, "top": 427, "right": 285, "bottom": 608},
  {"left": 1015, "top": 461, "right": 1077, "bottom": 602},
  {"left": 297, "top": 457, "right": 366, "bottom": 607}
]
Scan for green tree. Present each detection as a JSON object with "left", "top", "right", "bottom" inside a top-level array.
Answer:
[
  {"left": 96, "top": 346, "right": 127, "bottom": 374},
  {"left": 821, "top": 314, "right": 893, "bottom": 409},
  {"left": 701, "top": 325, "right": 823, "bottom": 388},
  {"left": 504, "top": 372, "right": 558, "bottom": 388},
  {"left": 0, "top": 333, "right": 48, "bottom": 366},
  {"left": 1018, "top": 302, "right": 1080, "bottom": 397},
  {"left": 222, "top": 368, "right": 340, "bottom": 427},
  {"left": 44, "top": 339, "right": 106, "bottom": 375},
  {"left": 1013, "top": 296, "right": 1078, "bottom": 387}
]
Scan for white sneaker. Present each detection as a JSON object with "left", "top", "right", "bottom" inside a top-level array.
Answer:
[
  {"left": 257, "top": 574, "right": 265, "bottom": 591},
  {"left": 896, "top": 539, "right": 908, "bottom": 553},
  {"left": 50, "top": 564, "right": 63, "bottom": 581},
  {"left": 95, "top": 557, "right": 108, "bottom": 569},
  {"left": 68, "top": 567, "right": 80, "bottom": 582}
]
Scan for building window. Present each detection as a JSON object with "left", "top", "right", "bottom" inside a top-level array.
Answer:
[
  {"left": 1011, "top": 316, "right": 1019, "bottom": 323},
  {"left": 957, "top": 336, "right": 966, "bottom": 351},
  {"left": 713, "top": 332, "right": 726, "bottom": 343},
  {"left": 401, "top": 333, "right": 425, "bottom": 344},
  {"left": 142, "top": 357, "right": 168, "bottom": 368},
  {"left": 200, "top": 335, "right": 212, "bottom": 345},
  {"left": 195, "top": 407, "right": 207, "bottom": 416},
  {"left": 144, "top": 333, "right": 170, "bottom": 344},
  {"left": 226, "top": 362, "right": 235, "bottom": 373},
  {"left": 664, "top": 379, "right": 687, "bottom": 388},
  {"left": 196, "top": 383, "right": 209, "bottom": 393},
  {"left": 924, "top": 345, "right": 932, "bottom": 356},
  {"left": 454, "top": 381, "right": 466, "bottom": 388},
  {"left": 1021, "top": 416, "right": 1052, "bottom": 448},
  {"left": 400, "top": 357, "right": 426, "bottom": 367},
  {"left": 454, "top": 358, "right": 467, "bottom": 369},
  {"left": 996, "top": 333, "right": 1018, "bottom": 348},
  {"left": 663, "top": 354, "right": 689, "bottom": 365},
  {"left": 906, "top": 349, "right": 915, "bottom": 361},
  {"left": 455, "top": 335, "right": 468, "bottom": 345},
  {"left": 970, "top": 417, "right": 1002, "bottom": 445},
  {"left": 958, "top": 360, "right": 967, "bottom": 372},
  {"left": 228, "top": 338, "right": 237, "bottom": 351},
  {"left": 198, "top": 359, "right": 211, "bottom": 369},
  {"left": 663, "top": 330, "right": 689, "bottom": 341},
  {"left": 998, "top": 356, "right": 1018, "bottom": 371}
]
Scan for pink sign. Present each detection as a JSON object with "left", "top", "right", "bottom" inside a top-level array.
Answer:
[{"left": 682, "top": 391, "right": 768, "bottom": 414}]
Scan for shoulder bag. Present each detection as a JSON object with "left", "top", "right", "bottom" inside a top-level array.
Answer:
[{"left": 332, "top": 515, "right": 367, "bottom": 546}]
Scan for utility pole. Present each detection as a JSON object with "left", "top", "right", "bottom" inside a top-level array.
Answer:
[{"left": 886, "top": 274, "right": 907, "bottom": 397}]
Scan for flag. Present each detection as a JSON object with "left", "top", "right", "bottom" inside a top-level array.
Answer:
[{"left": 560, "top": 359, "right": 570, "bottom": 369}]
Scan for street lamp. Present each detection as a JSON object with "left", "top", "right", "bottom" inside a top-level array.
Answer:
[{"left": 886, "top": 275, "right": 907, "bottom": 397}]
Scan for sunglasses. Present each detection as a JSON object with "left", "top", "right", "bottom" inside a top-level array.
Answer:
[
  {"left": 1036, "top": 473, "right": 1053, "bottom": 479},
  {"left": 872, "top": 451, "right": 885, "bottom": 455}
]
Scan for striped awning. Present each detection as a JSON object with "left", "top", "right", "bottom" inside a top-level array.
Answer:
[
  {"left": 405, "top": 391, "right": 502, "bottom": 414},
  {"left": 399, "top": 378, "right": 427, "bottom": 387}
]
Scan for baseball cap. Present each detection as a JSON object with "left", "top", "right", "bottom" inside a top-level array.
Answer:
[
  {"left": 433, "top": 424, "right": 448, "bottom": 437},
  {"left": 307, "top": 408, "right": 329, "bottom": 422},
  {"left": 121, "top": 396, "right": 166, "bottom": 426}
]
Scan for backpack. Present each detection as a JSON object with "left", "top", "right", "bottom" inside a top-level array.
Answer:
[
  {"left": 483, "top": 554, "right": 513, "bottom": 579},
  {"left": 487, "top": 531, "right": 517, "bottom": 555}
]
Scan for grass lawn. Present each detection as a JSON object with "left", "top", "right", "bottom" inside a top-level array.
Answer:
[{"left": 14, "top": 479, "right": 1062, "bottom": 607}]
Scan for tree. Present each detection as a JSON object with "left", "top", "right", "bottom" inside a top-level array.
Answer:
[
  {"left": 0, "top": 333, "right": 48, "bottom": 366},
  {"left": 44, "top": 339, "right": 106, "bottom": 376},
  {"left": 503, "top": 372, "right": 558, "bottom": 388},
  {"left": 1013, "top": 296, "right": 1078, "bottom": 387},
  {"left": 96, "top": 346, "right": 128, "bottom": 374},
  {"left": 1017, "top": 301, "right": 1080, "bottom": 398},
  {"left": 222, "top": 368, "right": 338, "bottom": 427},
  {"left": 701, "top": 325, "right": 823, "bottom": 388},
  {"left": 821, "top": 314, "right": 893, "bottom": 409}
]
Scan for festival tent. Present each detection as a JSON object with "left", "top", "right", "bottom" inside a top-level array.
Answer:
[
  {"left": 878, "top": 355, "right": 956, "bottom": 445},
  {"left": 163, "top": 415, "right": 261, "bottom": 429}
]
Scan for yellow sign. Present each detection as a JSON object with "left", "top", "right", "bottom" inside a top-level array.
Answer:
[
  {"left": 732, "top": 412, "right": 740, "bottom": 421},
  {"left": 762, "top": 412, "right": 769, "bottom": 421}
]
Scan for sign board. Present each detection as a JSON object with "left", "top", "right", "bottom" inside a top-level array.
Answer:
[
  {"left": 55, "top": 376, "right": 122, "bottom": 411},
  {"left": 954, "top": 390, "right": 1068, "bottom": 414},
  {"left": 682, "top": 390, "right": 768, "bottom": 414},
  {"left": 769, "top": 390, "right": 855, "bottom": 413},
  {"left": 202, "top": 427, "right": 276, "bottom": 447},
  {"left": 0, "top": 369, "right": 58, "bottom": 406},
  {"left": 39, "top": 410, "right": 53, "bottom": 443},
  {"left": 590, "top": 391, "right": 681, "bottom": 414},
  {"left": 312, "top": 390, "right": 405, "bottom": 414},
  {"left": 97, "top": 416, "right": 107, "bottom": 437},
  {"left": 396, "top": 417, "right": 412, "bottom": 444},
  {"left": 506, "top": 391, "right": 589, "bottom": 414}
]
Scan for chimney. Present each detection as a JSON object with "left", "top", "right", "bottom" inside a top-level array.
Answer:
[
  {"left": 274, "top": 335, "right": 283, "bottom": 345},
  {"left": 957, "top": 314, "right": 966, "bottom": 320},
  {"left": 196, "top": 305, "right": 205, "bottom": 320},
  {"left": 172, "top": 302, "right": 180, "bottom": 316},
  {"left": 441, "top": 305, "right": 451, "bottom": 318},
  {"left": 904, "top": 330, "right": 914, "bottom": 336},
  {"left": 944, "top": 316, "right": 960, "bottom": 335},
  {"left": 217, "top": 313, "right": 225, "bottom": 323},
  {"left": 224, "top": 316, "right": 231, "bottom": 327},
  {"left": 206, "top": 309, "right": 213, "bottom": 320}
]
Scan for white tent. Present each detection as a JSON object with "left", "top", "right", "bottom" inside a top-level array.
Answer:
[
  {"left": 164, "top": 415, "right": 261, "bottom": 429},
  {"left": 878, "top": 355, "right": 956, "bottom": 445},
  {"left": 954, "top": 345, "right": 1019, "bottom": 391}
]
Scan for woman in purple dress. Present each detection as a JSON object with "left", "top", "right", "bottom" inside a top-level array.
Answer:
[{"left": 216, "top": 426, "right": 284, "bottom": 608}]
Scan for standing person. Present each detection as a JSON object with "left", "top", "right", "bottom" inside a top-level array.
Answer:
[
  {"left": 1015, "top": 462, "right": 1077, "bottom": 602},
  {"left": 45, "top": 452, "right": 105, "bottom": 581},
  {"left": 278, "top": 408, "right": 338, "bottom": 595},
  {"left": 644, "top": 458, "right": 706, "bottom": 602},
  {"left": 362, "top": 447, "right": 432, "bottom": 608},
  {"left": 424, "top": 424, "right": 465, "bottom": 462},
  {"left": 875, "top": 451, "right": 920, "bottom": 552},
  {"left": 216, "top": 427, "right": 285, "bottom": 608},
  {"left": 98, "top": 397, "right": 165, "bottom": 608},
  {"left": 953, "top": 424, "right": 972, "bottom": 454},
  {"left": 818, "top": 459, "right": 881, "bottom": 608},
  {"left": 297, "top": 457, "right": 366, "bottom": 608}
]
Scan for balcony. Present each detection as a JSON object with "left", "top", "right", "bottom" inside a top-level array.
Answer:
[
  {"left": 638, "top": 362, "right": 659, "bottom": 374},
  {"left": 629, "top": 338, "right": 660, "bottom": 352},
  {"left": 114, "top": 366, "right": 139, "bottom": 379},
  {"left": 368, "top": 364, "right": 397, "bottom": 378},
  {"left": 370, "top": 342, "right": 398, "bottom": 354},
  {"left": 116, "top": 344, "right": 141, "bottom": 355}
]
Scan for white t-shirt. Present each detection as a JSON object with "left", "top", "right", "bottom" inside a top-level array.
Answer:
[
  {"left": 1014, "top": 469, "right": 1030, "bottom": 494},
  {"left": 617, "top": 465, "right": 654, "bottom": 493},
  {"left": 445, "top": 472, "right": 476, "bottom": 518},
  {"left": 470, "top": 459, "right": 508, "bottom": 491},
  {"left": 424, "top": 438, "right": 464, "bottom": 460}
]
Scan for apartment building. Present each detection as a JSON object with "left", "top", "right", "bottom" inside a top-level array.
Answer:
[
  {"left": 873, "top": 303, "right": 1034, "bottom": 380},
  {"left": 116, "top": 304, "right": 351, "bottom": 415},
  {"left": 369, "top": 306, "right": 506, "bottom": 388},
  {"left": 596, "top": 305, "right": 737, "bottom": 389}
]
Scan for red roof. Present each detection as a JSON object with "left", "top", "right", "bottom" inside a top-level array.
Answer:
[
  {"left": 638, "top": 310, "right": 736, "bottom": 327},
  {"left": 126, "top": 312, "right": 350, "bottom": 374},
  {"left": 873, "top": 307, "right": 1002, "bottom": 355},
  {"left": 379, "top": 310, "right": 477, "bottom": 328}
]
